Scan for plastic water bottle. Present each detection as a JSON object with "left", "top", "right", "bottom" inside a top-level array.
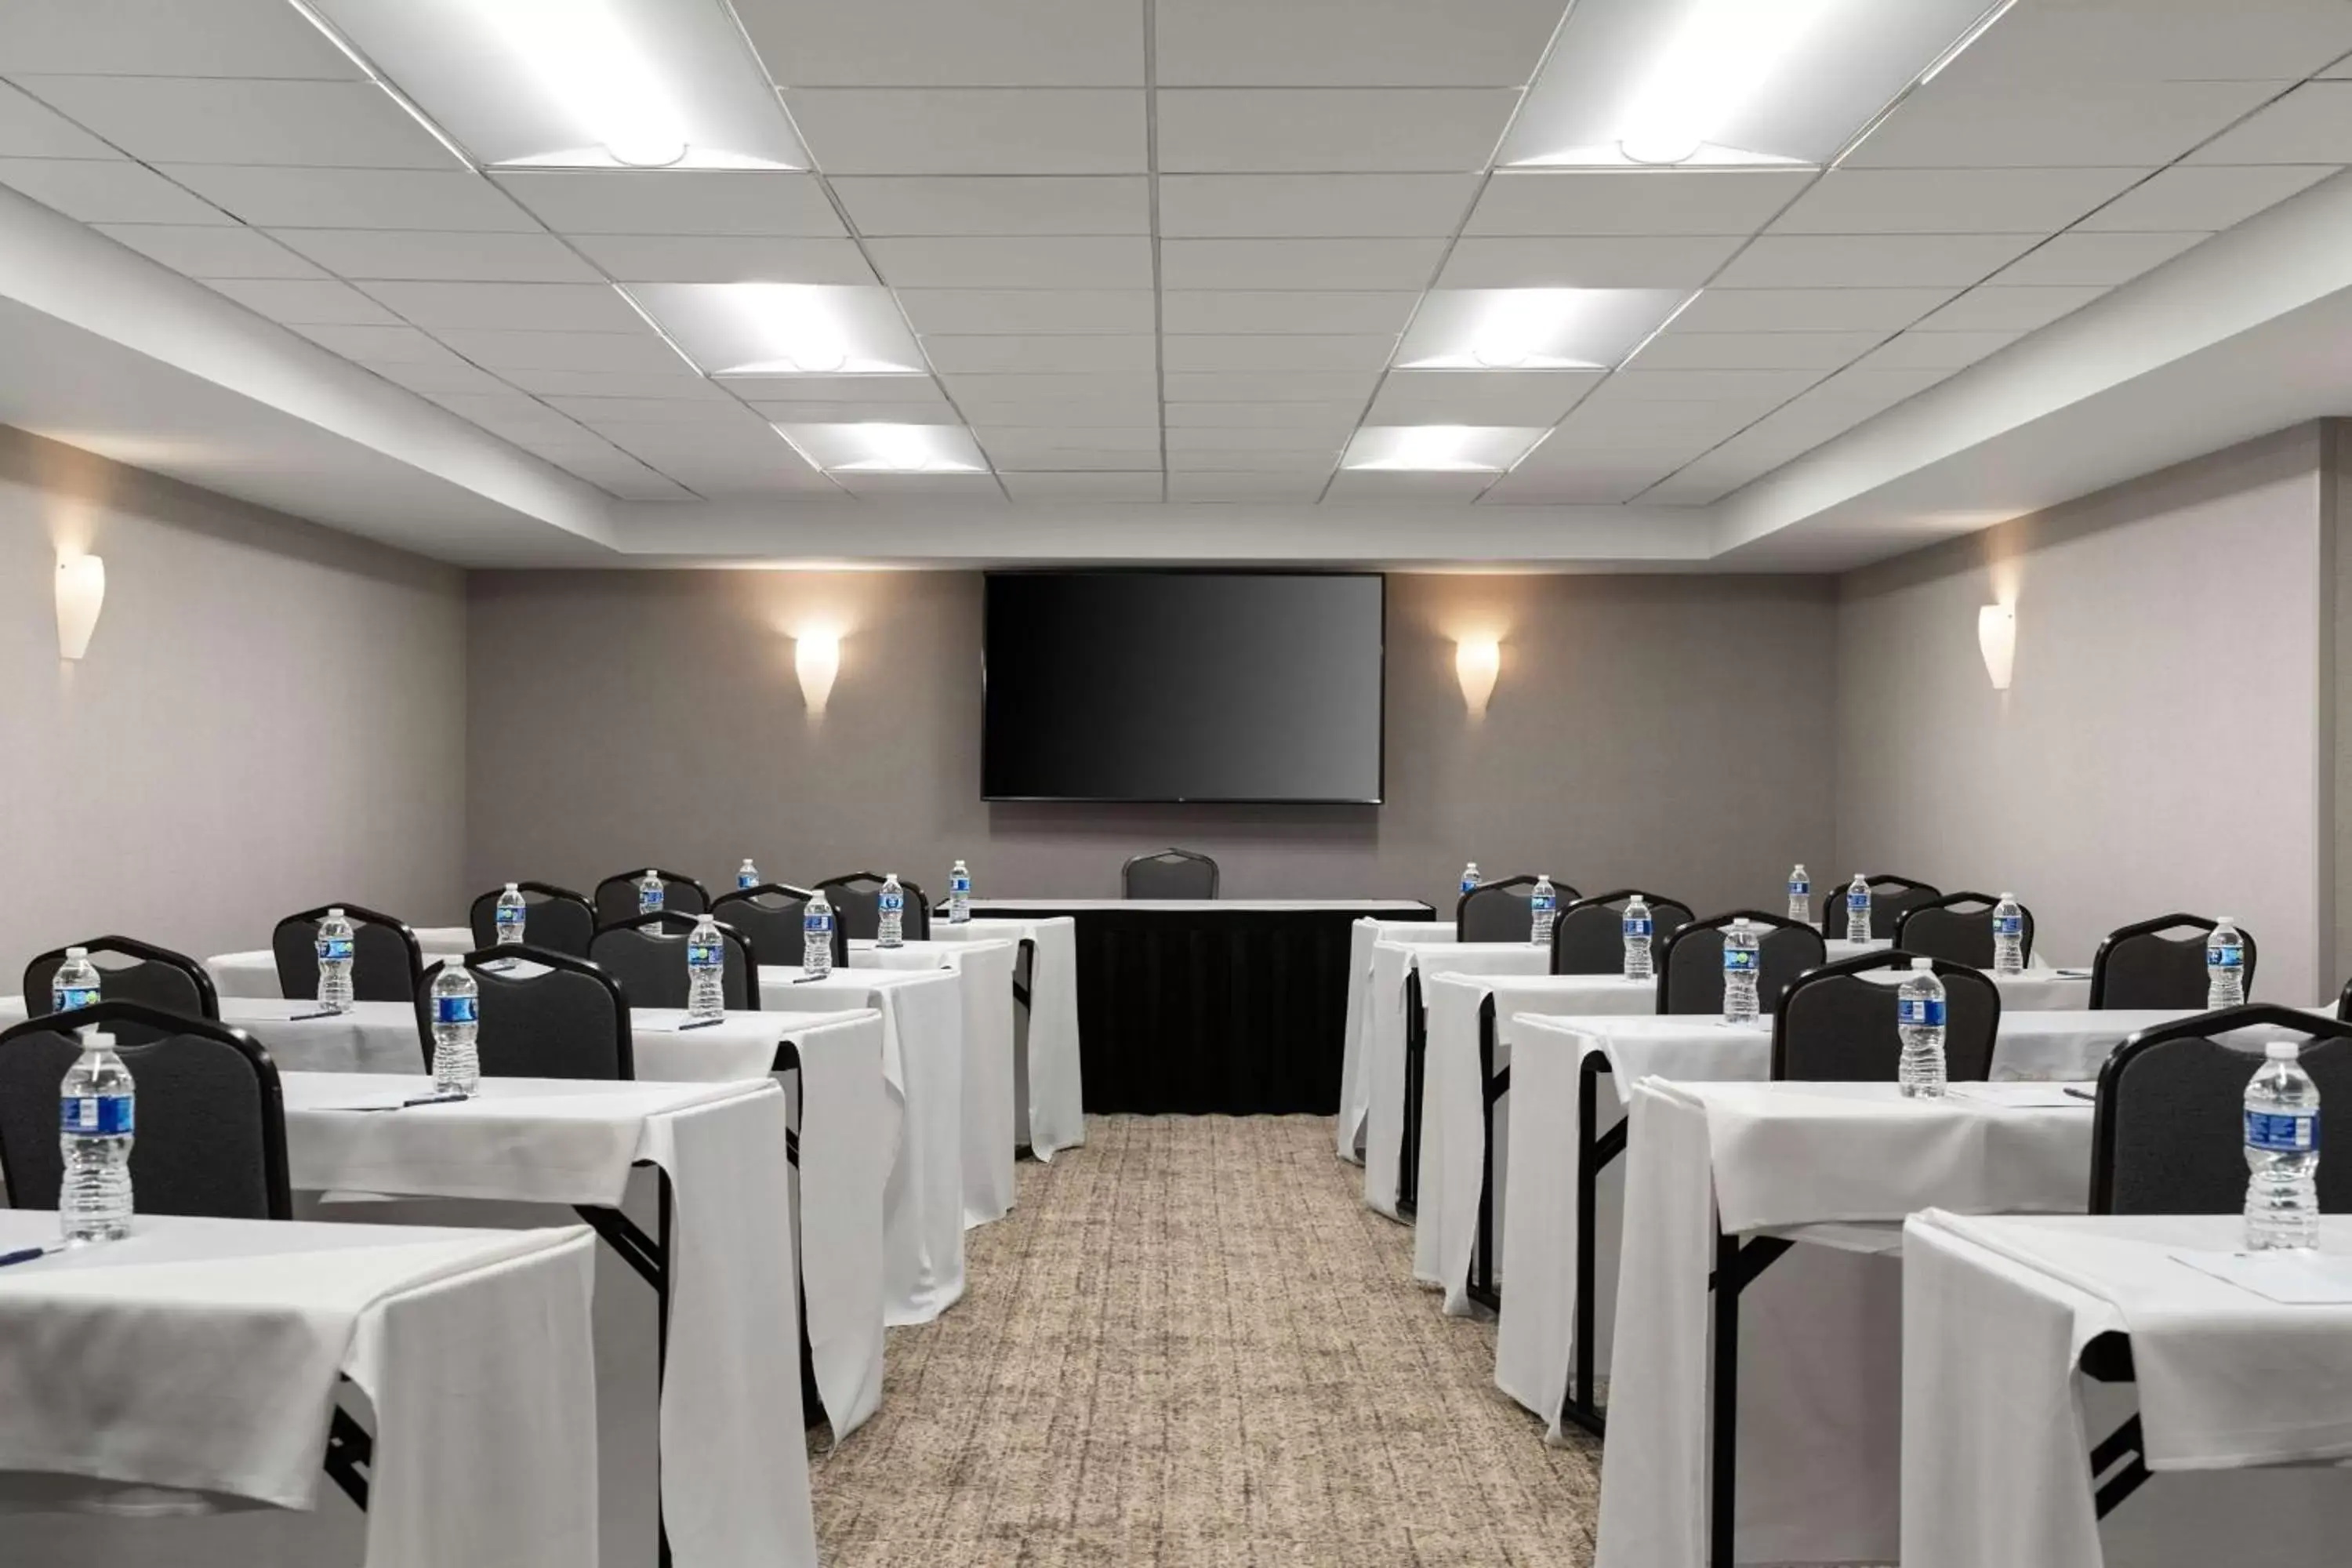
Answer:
[
  {"left": 636, "top": 869, "right": 665, "bottom": 922},
  {"left": 1621, "top": 895, "right": 1653, "bottom": 981},
  {"left": 737, "top": 858, "right": 760, "bottom": 891},
  {"left": 1845, "top": 874, "right": 1872, "bottom": 944},
  {"left": 428, "top": 964, "right": 480, "bottom": 1096},
  {"left": 51, "top": 946, "right": 100, "bottom": 1014},
  {"left": 2208, "top": 917, "right": 2246, "bottom": 1007},
  {"left": 59, "top": 1029, "right": 133, "bottom": 1243},
  {"left": 1722, "top": 917, "right": 1760, "bottom": 1025},
  {"left": 495, "top": 882, "right": 528, "bottom": 946},
  {"left": 949, "top": 860, "right": 971, "bottom": 925},
  {"left": 1529, "top": 874, "right": 1558, "bottom": 946},
  {"left": 878, "top": 873, "right": 906, "bottom": 948},
  {"left": 2245, "top": 1040, "right": 2320, "bottom": 1251},
  {"left": 1787, "top": 865, "right": 1811, "bottom": 926},
  {"left": 1460, "top": 862, "right": 1481, "bottom": 896},
  {"left": 803, "top": 890, "right": 835, "bottom": 977},
  {"left": 686, "top": 913, "right": 726, "bottom": 1022},
  {"left": 316, "top": 908, "right": 356, "bottom": 1014},
  {"left": 1991, "top": 892, "right": 2025, "bottom": 975},
  {"left": 1897, "top": 958, "right": 1947, "bottom": 1098}
]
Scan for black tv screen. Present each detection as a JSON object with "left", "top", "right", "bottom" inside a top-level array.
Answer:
[{"left": 982, "top": 572, "right": 1386, "bottom": 804}]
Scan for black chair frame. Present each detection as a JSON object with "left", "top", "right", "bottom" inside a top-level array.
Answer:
[
  {"left": 815, "top": 872, "right": 932, "bottom": 942},
  {"left": 1121, "top": 847, "right": 1220, "bottom": 899},
  {"left": 592, "top": 868, "right": 711, "bottom": 924},
  {"left": 1833, "top": 873, "right": 1940, "bottom": 940},
  {"left": 413, "top": 946, "right": 636, "bottom": 1080},
  {"left": 271, "top": 903, "right": 424, "bottom": 1005},
  {"left": 1768, "top": 948, "right": 2002, "bottom": 1082},
  {"left": 713, "top": 882, "right": 850, "bottom": 971},
  {"left": 590, "top": 912, "right": 760, "bottom": 1011},
  {"left": 1552, "top": 889, "right": 1694, "bottom": 976},
  {"left": 22, "top": 935, "right": 220, "bottom": 1023},
  {"left": 1893, "top": 889, "right": 2037, "bottom": 968},
  {"left": 2093, "top": 913, "right": 2256, "bottom": 1010},
  {"left": 468, "top": 881, "right": 596, "bottom": 955},
  {"left": 1454, "top": 876, "right": 1579, "bottom": 946}
]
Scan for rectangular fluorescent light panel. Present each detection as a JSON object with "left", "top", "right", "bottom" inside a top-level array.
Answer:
[
  {"left": 1397, "top": 289, "right": 1692, "bottom": 370},
  {"left": 1501, "top": 0, "right": 2005, "bottom": 169},
  {"left": 777, "top": 423, "right": 989, "bottom": 474},
  {"left": 302, "top": 0, "right": 806, "bottom": 170},
  {"left": 1343, "top": 426, "right": 1549, "bottom": 473},
  {"left": 630, "top": 285, "right": 925, "bottom": 376}
]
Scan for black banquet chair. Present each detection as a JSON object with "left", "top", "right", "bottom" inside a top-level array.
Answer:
[
  {"left": 0, "top": 1000, "right": 289, "bottom": 1221},
  {"left": 1121, "top": 848, "right": 1219, "bottom": 900},
  {"left": 413, "top": 949, "right": 632, "bottom": 1080},
  {"left": 815, "top": 872, "right": 931, "bottom": 942},
  {"left": 22, "top": 936, "right": 219, "bottom": 1042},
  {"left": 1552, "top": 890, "right": 1695, "bottom": 976},
  {"left": 591, "top": 867, "right": 710, "bottom": 926},
  {"left": 1657, "top": 911, "right": 1824, "bottom": 1017},
  {"left": 2093, "top": 914, "right": 2255, "bottom": 1010},
  {"left": 589, "top": 913, "right": 757, "bottom": 1012},
  {"left": 468, "top": 882, "right": 596, "bottom": 957},
  {"left": 270, "top": 903, "right": 423, "bottom": 1005},
  {"left": 1772, "top": 949, "right": 2001, "bottom": 1083},
  {"left": 1895, "top": 891, "right": 2035, "bottom": 970},
  {"left": 713, "top": 883, "right": 848, "bottom": 971},
  {"left": 1456, "top": 875, "right": 1573, "bottom": 945},
  {"left": 1834, "top": 873, "right": 1941, "bottom": 941}
]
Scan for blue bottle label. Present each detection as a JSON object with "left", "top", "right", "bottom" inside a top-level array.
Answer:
[
  {"left": 54, "top": 985, "right": 99, "bottom": 1012},
  {"left": 1849, "top": 889, "right": 1868, "bottom": 911},
  {"left": 1789, "top": 877, "right": 1809, "bottom": 896},
  {"left": 1897, "top": 996, "right": 1947, "bottom": 1027},
  {"left": 1723, "top": 949, "right": 1758, "bottom": 974},
  {"left": 1532, "top": 893, "right": 1555, "bottom": 913},
  {"left": 2209, "top": 945, "right": 2243, "bottom": 969},
  {"left": 1461, "top": 878, "right": 1479, "bottom": 895},
  {"left": 1623, "top": 916, "right": 1652, "bottom": 938},
  {"left": 317, "top": 935, "right": 354, "bottom": 963},
  {"left": 881, "top": 891, "right": 903, "bottom": 912},
  {"left": 806, "top": 913, "right": 833, "bottom": 934},
  {"left": 434, "top": 994, "right": 477, "bottom": 1025},
  {"left": 2246, "top": 1109, "right": 2318, "bottom": 1153},
  {"left": 1994, "top": 913, "right": 2023, "bottom": 936},
  {"left": 739, "top": 873, "right": 757, "bottom": 889},
  {"left": 952, "top": 874, "right": 971, "bottom": 895},
  {"left": 60, "top": 1094, "right": 132, "bottom": 1136},
  {"left": 639, "top": 887, "right": 663, "bottom": 914},
  {"left": 688, "top": 940, "right": 721, "bottom": 968}
]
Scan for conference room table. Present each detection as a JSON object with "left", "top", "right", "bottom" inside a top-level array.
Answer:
[
  {"left": 0, "top": 1210, "right": 597, "bottom": 1568},
  {"left": 1338, "top": 916, "right": 1458, "bottom": 1161},
  {"left": 205, "top": 927, "right": 475, "bottom": 999},
  {"left": 972, "top": 898, "right": 1436, "bottom": 1116},
  {"left": 929, "top": 916, "right": 1085, "bottom": 1160},
  {"left": 850, "top": 936, "right": 1021, "bottom": 1229}
]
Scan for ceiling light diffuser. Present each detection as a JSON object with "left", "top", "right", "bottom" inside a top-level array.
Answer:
[
  {"left": 1342, "top": 426, "right": 1549, "bottom": 474},
  {"left": 1501, "top": 0, "right": 2006, "bottom": 169},
  {"left": 630, "top": 285, "right": 926, "bottom": 377},
  {"left": 300, "top": 0, "right": 806, "bottom": 170},
  {"left": 776, "top": 423, "right": 989, "bottom": 474},
  {"left": 1396, "top": 289, "right": 1691, "bottom": 371}
]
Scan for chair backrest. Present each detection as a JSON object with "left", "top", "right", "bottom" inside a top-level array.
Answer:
[
  {"left": 270, "top": 903, "right": 423, "bottom": 1004},
  {"left": 1771, "top": 949, "right": 2001, "bottom": 1083},
  {"left": 2092, "top": 1005, "right": 2352, "bottom": 1215},
  {"left": 2094, "top": 914, "right": 2254, "bottom": 1011},
  {"left": 1456, "top": 876, "right": 1577, "bottom": 945},
  {"left": 1121, "top": 848, "right": 1219, "bottom": 900},
  {"left": 815, "top": 873, "right": 932, "bottom": 942},
  {"left": 1838, "top": 874, "right": 1941, "bottom": 940},
  {"left": 1658, "top": 911, "right": 1825, "bottom": 1017},
  {"left": 1551, "top": 889, "right": 1696, "bottom": 976},
  {"left": 711, "top": 883, "right": 848, "bottom": 970},
  {"left": 0, "top": 1000, "right": 289, "bottom": 1221},
  {"left": 587, "top": 913, "right": 756, "bottom": 1011},
  {"left": 467, "top": 882, "right": 596, "bottom": 957},
  {"left": 1895, "top": 891, "right": 2035, "bottom": 970},
  {"left": 415, "top": 949, "right": 632, "bottom": 1080},
  {"left": 22, "top": 936, "right": 218, "bottom": 1043},
  {"left": 591, "top": 868, "right": 710, "bottom": 927}
]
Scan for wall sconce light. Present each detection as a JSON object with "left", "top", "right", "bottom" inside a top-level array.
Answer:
[
  {"left": 1977, "top": 604, "right": 2016, "bottom": 691},
  {"left": 794, "top": 631, "right": 840, "bottom": 713},
  {"left": 1456, "top": 637, "right": 1501, "bottom": 717},
  {"left": 56, "top": 554, "right": 104, "bottom": 660}
]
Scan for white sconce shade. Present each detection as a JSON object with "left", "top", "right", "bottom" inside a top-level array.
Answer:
[
  {"left": 1978, "top": 604, "right": 2016, "bottom": 691},
  {"left": 1456, "top": 638, "right": 1501, "bottom": 717},
  {"left": 56, "top": 554, "right": 103, "bottom": 660},
  {"left": 795, "top": 632, "right": 840, "bottom": 713}
]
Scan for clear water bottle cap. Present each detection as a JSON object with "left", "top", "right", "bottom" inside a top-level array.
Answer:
[
  {"left": 328, "top": 907, "right": 345, "bottom": 919},
  {"left": 1999, "top": 891, "right": 2014, "bottom": 900},
  {"left": 1731, "top": 916, "right": 1749, "bottom": 929},
  {"left": 505, "top": 881, "right": 519, "bottom": 892},
  {"left": 2219, "top": 915, "right": 2235, "bottom": 925},
  {"left": 644, "top": 869, "right": 659, "bottom": 879},
  {"left": 82, "top": 1030, "right": 114, "bottom": 1051},
  {"left": 66, "top": 946, "right": 85, "bottom": 958},
  {"left": 2267, "top": 1040, "right": 2302, "bottom": 1059},
  {"left": 1911, "top": 956, "right": 1933, "bottom": 970}
]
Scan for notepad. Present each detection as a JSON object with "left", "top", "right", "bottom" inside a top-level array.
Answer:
[{"left": 2173, "top": 1249, "right": 2352, "bottom": 1305}]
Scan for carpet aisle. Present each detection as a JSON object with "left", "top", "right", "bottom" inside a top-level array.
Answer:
[{"left": 808, "top": 1114, "right": 1602, "bottom": 1566}]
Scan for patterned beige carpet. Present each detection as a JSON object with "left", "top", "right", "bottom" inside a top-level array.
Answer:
[{"left": 808, "top": 1115, "right": 1601, "bottom": 1566}]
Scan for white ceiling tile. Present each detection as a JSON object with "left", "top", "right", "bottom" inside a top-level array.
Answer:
[
  {"left": 1327, "top": 470, "right": 1497, "bottom": 501},
  {"left": 1713, "top": 234, "right": 2043, "bottom": 289},
  {"left": 205, "top": 277, "right": 405, "bottom": 325},
  {"left": 165, "top": 166, "right": 534, "bottom": 231},
  {"left": 943, "top": 398, "right": 1161, "bottom": 426},
  {"left": 96, "top": 223, "right": 323, "bottom": 278},
  {"left": 17, "top": 76, "right": 459, "bottom": 168},
  {"left": 740, "top": 0, "right": 1143, "bottom": 86},
  {"left": 938, "top": 370, "right": 1160, "bottom": 403},
  {"left": 1598, "top": 368, "right": 1825, "bottom": 403},
  {"left": 2187, "top": 82, "right": 2352, "bottom": 165},
  {"left": 1160, "top": 334, "right": 1396, "bottom": 372},
  {"left": 423, "top": 391, "right": 599, "bottom": 441},
  {"left": 894, "top": 289, "right": 1155, "bottom": 334},
  {"left": 1160, "top": 290, "right": 1421, "bottom": 335},
  {"left": 1670, "top": 287, "right": 1957, "bottom": 332},
  {"left": 731, "top": 373, "right": 951, "bottom": 405},
  {"left": 979, "top": 446, "right": 1156, "bottom": 470},
  {"left": 1465, "top": 170, "right": 1812, "bottom": 236},
  {"left": 1163, "top": 447, "right": 1341, "bottom": 472},
  {"left": 1167, "top": 471, "right": 1328, "bottom": 500},
  {"left": 1911, "top": 285, "right": 2111, "bottom": 332},
  {"left": 495, "top": 368, "right": 725, "bottom": 398},
  {"left": 1156, "top": 0, "right": 1566, "bottom": 86},
  {"left": 1789, "top": 366, "right": 1952, "bottom": 410},
  {"left": 786, "top": 89, "right": 1146, "bottom": 174},
  {"left": 1437, "top": 235, "right": 1741, "bottom": 289},
  {"left": 0, "top": 158, "right": 227, "bottom": 223},
  {"left": 292, "top": 322, "right": 465, "bottom": 365},
  {"left": 269, "top": 228, "right": 598, "bottom": 283},
  {"left": 1845, "top": 78, "right": 2285, "bottom": 169},
  {"left": 491, "top": 172, "right": 846, "bottom": 236},
  {"left": 1160, "top": 238, "right": 1447, "bottom": 289},
  {"left": 746, "top": 399, "right": 963, "bottom": 423},
  {"left": 354, "top": 281, "right": 646, "bottom": 332},
  {"left": 1987, "top": 230, "right": 2208, "bottom": 287},
  {"left": 1946, "top": 0, "right": 2352, "bottom": 85},
  {"left": 568, "top": 234, "right": 877, "bottom": 285},
  {"left": 831, "top": 176, "right": 1149, "bottom": 235},
  {"left": 1161, "top": 370, "right": 1380, "bottom": 402},
  {"left": 1364, "top": 370, "right": 1598, "bottom": 424},
  {"left": 0, "top": 80, "right": 119, "bottom": 157},
  {"left": 0, "top": 1, "right": 361, "bottom": 77},
  {"left": 920, "top": 335, "right": 1157, "bottom": 372},
  {"left": 555, "top": 463, "right": 698, "bottom": 502},
  {"left": 2078, "top": 165, "right": 2339, "bottom": 230},
  {"left": 425, "top": 328, "right": 685, "bottom": 374},
  {"left": 833, "top": 473, "right": 1007, "bottom": 499},
  {"left": 1166, "top": 424, "right": 1356, "bottom": 452},
  {"left": 1768, "top": 168, "right": 2151, "bottom": 236},
  {"left": 363, "top": 356, "right": 514, "bottom": 395},
  {"left": 1156, "top": 89, "right": 1519, "bottom": 173},
  {"left": 1158, "top": 174, "right": 1479, "bottom": 238},
  {"left": 1848, "top": 331, "right": 2022, "bottom": 372},
  {"left": 1162, "top": 401, "right": 1367, "bottom": 428},
  {"left": 1478, "top": 466, "right": 1669, "bottom": 504},
  {"left": 865, "top": 235, "right": 1152, "bottom": 288},
  {"left": 1629, "top": 330, "right": 1887, "bottom": 371},
  {"left": 553, "top": 397, "right": 779, "bottom": 428},
  {"left": 999, "top": 472, "right": 1164, "bottom": 500},
  {"left": 978, "top": 426, "right": 1162, "bottom": 454}
]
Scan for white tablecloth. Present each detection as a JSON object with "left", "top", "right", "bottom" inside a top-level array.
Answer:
[
  {"left": 202, "top": 927, "right": 475, "bottom": 1000},
  {"left": 1904, "top": 1210, "right": 2352, "bottom": 1568},
  {"left": 1339, "top": 919, "right": 1457, "bottom": 1161},
  {"left": 971, "top": 898, "right": 1433, "bottom": 913},
  {"left": 935, "top": 917, "right": 1084, "bottom": 1160},
  {"left": 0, "top": 1211, "right": 597, "bottom": 1568},
  {"left": 1596, "top": 1078, "right": 2098, "bottom": 1568},
  {"left": 760, "top": 966, "right": 967, "bottom": 1326},
  {"left": 852, "top": 938, "right": 1022, "bottom": 1227}
]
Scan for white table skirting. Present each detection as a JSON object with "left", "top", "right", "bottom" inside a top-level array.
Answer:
[
  {"left": 852, "top": 938, "right": 1022, "bottom": 1227},
  {"left": 1339, "top": 919, "right": 1457, "bottom": 1162},
  {"left": 936, "top": 916, "right": 1084, "bottom": 1160},
  {"left": 203, "top": 928, "right": 475, "bottom": 1000}
]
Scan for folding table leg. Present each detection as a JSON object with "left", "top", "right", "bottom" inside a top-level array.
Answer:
[
  {"left": 1468, "top": 995, "right": 1507, "bottom": 1312},
  {"left": 1398, "top": 968, "right": 1426, "bottom": 1217},
  {"left": 1708, "top": 1230, "right": 1795, "bottom": 1568},
  {"left": 1563, "top": 1051, "right": 1621, "bottom": 1439},
  {"left": 575, "top": 1163, "right": 674, "bottom": 1568}
]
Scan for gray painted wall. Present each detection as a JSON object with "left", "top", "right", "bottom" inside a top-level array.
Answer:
[
  {"left": 0, "top": 427, "right": 468, "bottom": 970},
  {"left": 464, "top": 568, "right": 1838, "bottom": 919},
  {"left": 1837, "top": 424, "right": 2327, "bottom": 1001}
]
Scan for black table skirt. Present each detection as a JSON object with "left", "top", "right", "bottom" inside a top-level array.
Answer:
[{"left": 977, "top": 903, "right": 1436, "bottom": 1115}]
